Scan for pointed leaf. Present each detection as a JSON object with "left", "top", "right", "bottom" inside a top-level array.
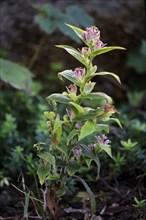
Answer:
[
  {"left": 79, "top": 120, "right": 97, "bottom": 141},
  {"left": 46, "top": 93, "right": 72, "bottom": 104},
  {"left": 37, "top": 164, "right": 50, "bottom": 185},
  {"left": 81, "top": 145, "right": 100, "bottom": 175},
  {"left": 67, "top": 161, "right": 80, "bottom": 176},
  {"left": 67, "top": 129, "right": 79, "bottom": 145},
  {"left": 81, "top": 92, "right": 113, "bottom": 104},
  {"left": 109, "top": 118, "right": 123, "bottom": 129},
  {"left": 83, "top": 81, "right": 96, "bottom": 94},
  {"left": 75, "top": 107, "right": 104, "bottom": 121},
  {"left": 90, "top": 71, "right": 121, "bottom": 84},
  {"left": 97, "top": 124, "right": 109, "bottom": 133},
  {"left": 100, "top": 146, "right": 113, "bottom": 158},
  {"left": 53, "top": 120, "right": 64, "bottom": 133},
  {"left": 0, "top": 58, "right": 33, "bottom": 92},
  {"left": 65, "top": 23, "right": 84, "bottom": 40},
  {"left": 56, "top": 145, "right": 68, "bottom": 156},
  {"left": 69, "top": 102, "right": 85, "bottom": 114},
  {"left": 91, "top": 46, "right": 126, "bottom": 59},
  {"left": 56, "top": 185, "right": 68, "bottom": 197},
  {"left": 47, "top": 173, "right": 60, "bottom": 180},
  {"left": 58, "top": 70, "right": 80, "bottom": 86},
  {"left": 74, "top": 175, "right": 96, "bottom": 215},
  {"left": 85, "top": 158, "right": 92, "bottom": 168},
  {"left": 44, "top": 111, "right": 55, "bottom": 120},
  {"left": 38, "top": 152, "right": 55, "bottom": 167},
  {"left": 56, "top": 45, "right": 85, "bottom": 65}
]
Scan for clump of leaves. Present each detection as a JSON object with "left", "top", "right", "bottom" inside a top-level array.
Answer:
[
  {"left": 33, "top": 4, "right": 95, "bottom": 43},
  {"left": 0, "top": 59, "right": 34, "bottom": 92},
  {"left": 35, "top": 24, "right": 125, "bottom": 218}
]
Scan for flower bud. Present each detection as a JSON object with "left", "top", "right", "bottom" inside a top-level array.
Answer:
[
  {"left": 66, "top": 84, "right": 77, "bottom": 95},
  {"left": 96, "top": 134, "right": 111, "bottom": 147},
  {"left": 73, "top": 146, "right": 82, "bottom": 159},
  {"left": 73, "top": 67, "right": 85, "bottom": 80},
  {"left": 82, "top": 26, "right": 100, "bottom": 42}
]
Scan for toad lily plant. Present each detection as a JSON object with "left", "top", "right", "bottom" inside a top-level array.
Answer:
[{"left": 34, "top": 24, "right": 125, "bottom": 218}]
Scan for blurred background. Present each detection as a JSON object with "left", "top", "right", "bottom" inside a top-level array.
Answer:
[{"left": 0, "top": 0, "right": 145, "bottom": 197}]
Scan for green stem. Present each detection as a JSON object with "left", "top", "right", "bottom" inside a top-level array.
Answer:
[
  {"left": 28, "top": 36, "right": 46, "bottom": 69},
  {"left": 33, "top": 171, "right": 41, "bottom": 202}
]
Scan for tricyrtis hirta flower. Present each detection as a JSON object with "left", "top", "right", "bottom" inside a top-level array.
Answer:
[
  {"left": 95, "top": 40, "right": 106, "bottom": 50},
  {"left": 66, "top": 84, "right": 77, "bottom": 95},
  {"left": 82, "top": 26, "right": 106, "bottom": 50},
  {"left": 88, "top": 143, "right": 95, "bottom": 151},
  {"left": 73, "top": 67, "right": 85, "bottom": 80},
  {"left": 73, "top": 146, "right": 82, "bottom": 159},
  {"left": 96, "top": 134, "right": 111, "bottom": 147},
  {"left": 82, "top": 26, "right": 100, "bottom": 42}
]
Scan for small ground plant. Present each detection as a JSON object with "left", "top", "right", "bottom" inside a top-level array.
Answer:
[{"left": 34, "top": 24, "right": 125, "bottom": 219}]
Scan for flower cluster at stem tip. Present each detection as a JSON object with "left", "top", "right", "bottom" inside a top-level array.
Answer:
[{"left": 82, "top": 26, "right": 106, "bottom": 50}]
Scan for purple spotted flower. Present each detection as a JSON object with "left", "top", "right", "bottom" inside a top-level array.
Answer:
[
  {"left": 73, "top": 67, "right": 85, "bottom": 80},
  {"left": 66, "top": 84, "right": 77, "bottom": 95},
  {"left": 96, "top": 134, "right": 111, "bottom": 146},
  {"left": 82, "top": 26, "right": 106, "bottom": 50},
  {"left": 82, "top": 26, "right": 100, "bottom": 42},
  {"left": 88, "top": 143, "right": 95, "bottom": 151},
  {"left": 73, "top": 146, "right": 82, "bottom": 159},
  {"left": 95, "top": 40, "right": 106, "bottom": 50}
]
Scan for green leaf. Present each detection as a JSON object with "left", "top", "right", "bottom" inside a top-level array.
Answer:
[
  {"left": 47, "top": 173, "right": 60, "bottom": 181},
  {"left": 34, "top": 15, "right": 56, "bottom": 34},
  {"left": 105, "top": 118, "right": 122, "bottom": 129},
  {"left": 56, "top": 45, "right": 86, "bottom": 65},
  {"left": 100, "top": 146, "right": 113, "bottom": 158},
  {"left": 79, "top": 120, "right": 97, "bottom": 141},
  {"left": 53, "top": 120, "right": 64, "bottom": 133},
  {"left": 97, "top": 124, "right": 109, "bottom": 133},
  {"left": 69, "top": 102, "right": 85, "bottom": 114},
  {"left": 37, "top": 164, "right": 50, "bottom": 185},
  {"left": 75, "top": 107, "right": 104, "bottom": 121},
  {"left": 56, "top": 145, "right": 68, "bottom": 156},
  {"left": 67, "top": 161, "right": 80, "bottom": 176},
  {"left": 38, "top": 152, "right": 55, "bottom": 167},
  {"left": 85, "top": 158, "right": 92, "bottom": 168},
  {"left": 81, "top": 145, "right": 100, "bottom": 175},
  {"left": 44, "top": 111, "right": 55, "bottom": 120},
  {"left": 58, "top": 70, "right": 81, "bottom": 86},
  {"left": 66, "top": 6, "right": 94, "bottom": 27},
  {"left": 58, "top": 20, "right": 81, "bottom": 43},
  {"left": 46, "top": 93, "right": 72, "bottom": 104},
  {"left": 0, "top": 58, "right": 34, "bottom": 92},
  {"left": 81, "top": 92, "right": 113, "bottom": 104},
  {"left": 55, "top": 125, "right": 62, "bottom": 142},
  {"left": 89, "top": 71, "right": 121, "bottom": 84},
  {"left": 74, "top": 175, "right": 96, "bottom": 215},
  {"left": 83, "top": 81, "right": 96, "bottom": 94},
  {"left": 65, "top": 23, "right": 84, "bottom": 40},
  {"left": 56, "top": 185, "right": 68, "bottom": 197},
  {"left": 67, "top": 129, "right": 79, "bottom": 145},
  {"left": 91, "top": 46, "right": 126, "bottom": 59},
  {"left": 33, "top": 3, "right": 62, "bottom": 34}
]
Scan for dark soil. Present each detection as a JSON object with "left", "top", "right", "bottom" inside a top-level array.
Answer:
[{"left": 0, "top": 174, "right": 145, "bottom": 220}]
